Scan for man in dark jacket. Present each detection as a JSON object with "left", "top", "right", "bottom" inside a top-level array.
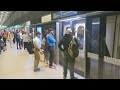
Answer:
[
  {"left": 15, "top": 30, "right": 21, "bottom": 49},
  {"left": 58, "top": 27, "right": 79, "bottom": 79}
]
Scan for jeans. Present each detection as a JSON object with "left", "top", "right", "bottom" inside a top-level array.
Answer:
[
  {"left": 3, "top": 38, "right": 6, "bottom": 46},
  {"left": 16, "top": 39, "right": 20, "bottom": 49},
  {"left": 48, "top": 46, "right": 54, "bottom": 66},
  {"left": 20, "top": 39, "right": 23, "bottom": 47}
]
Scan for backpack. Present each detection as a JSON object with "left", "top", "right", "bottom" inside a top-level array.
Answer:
[{"left": 68, "top": 36, "right": 79, "bottom": 59}]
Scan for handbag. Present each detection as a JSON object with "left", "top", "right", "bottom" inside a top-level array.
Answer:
[{"left": 39, "top": 50, "right": 45, "bottom": 62}]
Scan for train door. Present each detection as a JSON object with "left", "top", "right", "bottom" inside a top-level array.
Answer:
[
  {"left": 85, "top": 15, "right": 106, "bottom": 79},
  {"left": 58, "top": 17, "right": 86, "bottom": 77}
]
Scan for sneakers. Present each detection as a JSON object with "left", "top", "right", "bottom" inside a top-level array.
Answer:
[
  {"left": 63, "top": 76, "right": 66, "bottom": 79},
  {"left": 49, "top": 65, "right": 56, "bottom": 69},
  {"left": 34, "top": 68, "right": 40, "bottom": 72}
]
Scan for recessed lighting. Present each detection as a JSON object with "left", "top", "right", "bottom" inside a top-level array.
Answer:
[
  {"left": 1, "top": 11, "right": 9, "bottom": 14},
  {"left": 6, "top": 12, "right": 9, "bottom": 13}
]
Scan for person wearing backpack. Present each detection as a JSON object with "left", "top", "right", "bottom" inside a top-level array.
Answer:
[{"left": 58, "top": 27, "right": 79, "bottom": 79}]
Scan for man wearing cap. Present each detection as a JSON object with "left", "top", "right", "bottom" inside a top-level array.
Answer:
[
  {"left": 33, "top": 32, "right": 41, "bottom": 72},
  {"left": 58, "top": 27, "right": 78, "bottom": 79},
  {"left": 47, "top": 28, "right": 56, "bottom": 69}
]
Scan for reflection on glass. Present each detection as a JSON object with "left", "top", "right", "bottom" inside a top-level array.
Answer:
[
  {"left": 63, "top": 24, "right": 70, "bottom": 35},
  {"left": 77, "top": 25, "right": 84, "bottom": 50},
  {"left": 25, "top": 26, "right": 30, "bottom": 35},
  {"left": 37, "top": 27, "right": 42, "bottom": 43},
  {"left": 91, "top": 18, "right": 100, "bottom": 54}
]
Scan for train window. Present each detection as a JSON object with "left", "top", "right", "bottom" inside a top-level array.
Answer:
[
  {"left": 91, "top": 18, "right": 100, "bottom": 54},
  {"left": 72, "top": 19, "right": 85, "bottom": 50}
]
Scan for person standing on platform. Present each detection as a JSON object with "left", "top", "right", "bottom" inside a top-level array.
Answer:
[
  {"left": 19, "top": 30, "right": 23, "bottom": 48},
  {"left": 15, "top": 30, "right": 21, "bottom": 49},
  {"left": 22, "top": 32, "right": 29, "bottom": 50},
  {"left": 2, "top": 30, "right": 7, "bottom": 47},
  {"left": 13, "top": 32, "right": 16, "bottom": 44},
  {"left": 8, "top": 31, "right": 14, "bottom": 48},
  {"left": 47, "top": 28, "right": 56, "bottom": 69},
  {"left": 41, "top": 30, "right": 49, "bottom": 65},
  {"left": 33, "top": 32, "right": 41, "bottom": 72},
  {"left": 58, "top": 27, "right": 79, "bottom": 79}
]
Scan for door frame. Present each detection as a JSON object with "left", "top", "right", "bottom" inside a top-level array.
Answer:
[{"left": 85, "top": 14, "right": 106, "bottom": 79}]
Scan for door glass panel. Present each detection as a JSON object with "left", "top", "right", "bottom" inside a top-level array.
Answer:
[
  {"left": 91, "top": 18, "right": 100, "bottom": 54},
  {"left": 87, "top": 17, "right": 100, "bottom": 79},
  {"left": 72, "top": 19, "right": 86, "bottom": 76},
  {"left": 59, "top": 18, "right": 86, "bottom": 77}
]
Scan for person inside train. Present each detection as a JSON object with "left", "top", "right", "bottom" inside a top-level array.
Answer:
[
  {"left": 58, "top": 27, "right": 79, "bottom": 79},
  {"left": 47, "top": 28, "right": 56, "bottom": 69},
  {"left": 77, "top": 26, "right": 84, "bottom": 50}
]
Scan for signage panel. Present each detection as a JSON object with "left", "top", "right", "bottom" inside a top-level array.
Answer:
[
  {"left": 41, "top": 14, "right": 51, "bottom": 23},
  {"left": 52, "top": 11, "right": 78, "bottom": 19}
]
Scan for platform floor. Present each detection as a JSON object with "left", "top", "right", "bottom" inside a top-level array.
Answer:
[{"left": 0, "top": 43, "right": 84, "bottom": 79}]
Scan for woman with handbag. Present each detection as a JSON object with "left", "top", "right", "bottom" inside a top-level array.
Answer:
[{"left": 41, "top": 34, "right": 49, "bottom": 65}]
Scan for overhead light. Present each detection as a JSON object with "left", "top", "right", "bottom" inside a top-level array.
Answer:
[
  {"left": 1, "top": 11, "right": 9, "bottom": 14},
  {"left": 6, "top": 12, "right": 9, "bottom": 13}
]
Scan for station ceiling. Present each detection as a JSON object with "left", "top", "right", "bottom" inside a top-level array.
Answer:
[
  {"left": 0, "top": 11, "right": 14, "bottom": 26},
  {"left": 2, "top": 11, "right": 57, "bottom": 26}
]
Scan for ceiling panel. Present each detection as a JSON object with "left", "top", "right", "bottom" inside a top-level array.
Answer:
[{"left": 0, "top": 11, "right": 14, "bottom": 25}]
